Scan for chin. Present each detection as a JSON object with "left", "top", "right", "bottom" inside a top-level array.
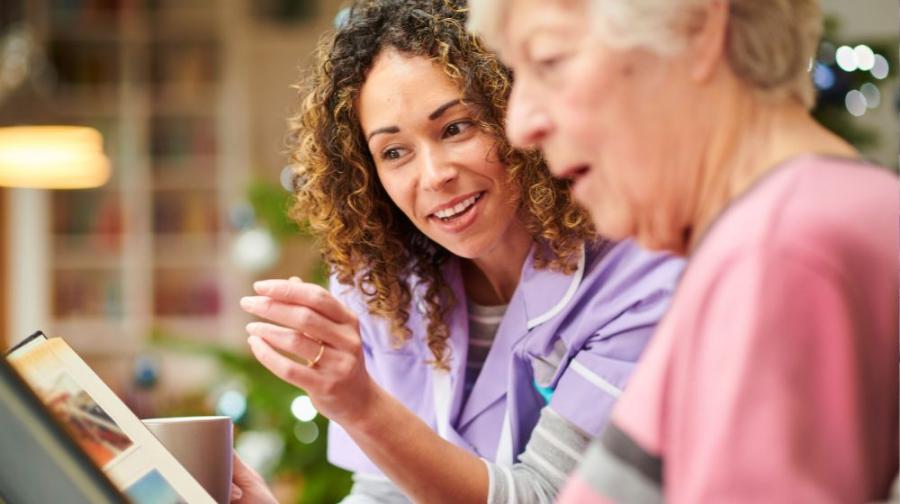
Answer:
[
  {"left": 589, "top": 209, "right": 635, "bottom": 242},
  {"left": 432, "top": 237, "right": 481, "bottom": 260},
  {"left": 445, "top": 244, "right": 487, "bottom": 260},
  {"left": 634, "top": 232, "right": 671, "bottom": 253},
  {"left": 636, "top": 229, "right": 688, "bottom": 255}
]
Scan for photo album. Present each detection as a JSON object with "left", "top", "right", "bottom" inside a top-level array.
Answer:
[{"left": 4, "top": 332, "right": 216, "bottom": 504}]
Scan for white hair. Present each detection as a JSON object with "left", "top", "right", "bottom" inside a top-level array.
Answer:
[{"left": 468, "top": 0, "right": 822, "bottom": 108}]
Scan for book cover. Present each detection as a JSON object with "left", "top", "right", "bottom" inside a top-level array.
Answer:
[{"left": 6, "top": 332, "right": 216, "bottom": 504}]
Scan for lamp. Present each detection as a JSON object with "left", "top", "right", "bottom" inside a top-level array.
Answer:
[
  {"left": 0, "top": 21, "right": 111, "bottom": 190},
  {"left": 0, "top": 125, "right": 110, "bottom": 189}
]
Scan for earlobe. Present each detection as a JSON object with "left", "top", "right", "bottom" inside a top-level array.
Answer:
[{"left": 687, "top": 0, "right": 729, "bottom": 83}]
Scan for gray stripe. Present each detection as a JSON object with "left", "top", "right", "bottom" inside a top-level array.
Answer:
[
  {"left": 341, "top": 474, "right": 411, "bottom": 504},
  {"left": 601, "top": 422, "right": 663, "bottom": 485},
  {"left": 468, "top": 301, "right": 509, "bottom": 318},
  {"left": 576, "top": 440, "right": 663, "bottom": 504},
  {"left": 487, "top": 408, "right": 591, "bottom": 504}
]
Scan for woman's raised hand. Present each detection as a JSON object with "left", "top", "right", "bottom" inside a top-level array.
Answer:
[{"left": 240, "top": 277, "right": 377, "bottom": 428}]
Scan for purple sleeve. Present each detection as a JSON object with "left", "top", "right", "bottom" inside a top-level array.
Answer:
[{"left": 325, "top": 276, "right": 386, "bottom": 476}]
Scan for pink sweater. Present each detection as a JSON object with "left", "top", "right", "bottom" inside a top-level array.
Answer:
[{"left": 560, "top": 156, "right": 899, "bottom": 503}]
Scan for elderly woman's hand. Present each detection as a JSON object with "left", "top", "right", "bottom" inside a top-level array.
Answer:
[
  {"left": 240, "top": 277, "right": 377, "bottom": 428},
  {"left": 230, "top": 453, "right": 277, "bottom": 504}
]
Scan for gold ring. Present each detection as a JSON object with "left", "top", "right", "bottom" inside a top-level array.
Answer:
[{"left": 307, "top": 341, "right": 325, "bottom": 368}]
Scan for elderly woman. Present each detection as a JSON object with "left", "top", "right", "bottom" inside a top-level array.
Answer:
[
  {"left": 232, "top": 1, "right": 683, "bottom": 503},
  {"left": 469, "top": 0, "right": 899, "bottom": 502}
]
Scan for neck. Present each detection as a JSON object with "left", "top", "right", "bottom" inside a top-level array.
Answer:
[
  {"left": 684, "top": 92, "right": 857, "bottom": 254},
  {"left": 461, "top": 222, "right": 533, "bottom": 306}
]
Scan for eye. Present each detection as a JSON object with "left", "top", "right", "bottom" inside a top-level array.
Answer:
[
  {"left": 534, "top": 54, "right": 566, "bottom": 74},
  {"left": 537, "top": 56, "right": 562, "bottom": 71},
  {"left": 380, "top": 146, "right": 407, "bottom": 161},
  {"left": 531, "top": 51, "right": 571, "bottom": 77},
  {"left": 442, "top": 120, "right": 474, "bottom": 139}
]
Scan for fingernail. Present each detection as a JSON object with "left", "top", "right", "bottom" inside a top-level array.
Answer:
[
  {"left": 289, "top": 276, "right": 302, "bottom": 283},
  {"left": 253, "top": 280, "right": 277, "bottom": 292},
  {"left": 240, "top": 296, "right": 261, "bottom": 309},
  {"left": 245, "top": 322, "right": 259, "bottom": 332}
]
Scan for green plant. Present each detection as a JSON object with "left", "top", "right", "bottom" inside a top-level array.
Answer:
[{"left": 247, "top": 179, "right": 307, "bottom": 241}]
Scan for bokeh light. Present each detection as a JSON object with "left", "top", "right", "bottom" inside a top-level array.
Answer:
[
  {"left": 835, "top": 45, "right": 857, "bottom": 72},
  {"left": 216, "top": 389, "right": 248, "bottom": 422},
  {"left": 871, "top": 54, "right": 890, "bottom": 80},
  {"left": 853, "top": 45, "right": 875, "bottom": 72},
  {"left": 860, "top": 83, "right": 881, "bottom": 109},
  {"left": 231, "top": 227, "right": 280, "bottom": 272},
  {"left": 813, "top": 63, "right": 835, "bottom": 90},
  {"left": 844, "top": 90, "right": 867, "bottom": 117},
  {"left": 294, "top": 421, "right": 320, "bottom": 444},
  {"left": 291, "top": 395, "right": 318, "bottom": 422}
]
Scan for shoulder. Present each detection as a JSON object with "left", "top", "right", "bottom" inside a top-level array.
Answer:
[
  {"left": 669, "top": 157, "right": 899, "bottom": 345},
  {"left": 328, "top": 272, "right": 426, "bottom": 354},
  {"left": 525, "top": 239, "right": 683, "bottom": 351},
  {"left": 328, "top": 274, "right": 369, "bottom": 315},
  {"left": 696, "top": 156, "right": 897, "bottom": 286},
  {"left": 576, "top": 239, "right": 685, "bottom": 316}
]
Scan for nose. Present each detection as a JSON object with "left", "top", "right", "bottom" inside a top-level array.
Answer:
[
  {"left": 420, "top": 145, "right": 458, "bottom": 192},
  {"left": 505, "top": 79, "right": 552, "bottom": 149}
]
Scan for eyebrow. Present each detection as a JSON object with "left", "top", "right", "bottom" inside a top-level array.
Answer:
[
  {"left": 366, "top": 126, "right": 399, "bottom": 142},
  {"left": 428, "top": 99, "right": 462, "bottom": 120},
  {"left": 366, "top": 99, "right": 464, "bottom": 142}
]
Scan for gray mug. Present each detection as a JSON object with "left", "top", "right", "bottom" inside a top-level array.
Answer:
[{"left": 142, "top": 416, "right": 233, "bottom": 504}]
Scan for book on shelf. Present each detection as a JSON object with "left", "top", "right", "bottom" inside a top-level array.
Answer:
[{"left": 5, "top": 332, "right": 216, "bottom": 504}]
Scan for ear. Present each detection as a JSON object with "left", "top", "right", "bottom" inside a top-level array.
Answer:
[{"left": 684, "top": 0, "right": 729, "bottom": 83}]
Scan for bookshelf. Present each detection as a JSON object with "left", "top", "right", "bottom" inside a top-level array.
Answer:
[{"left": 2, "top": 0, "right": 251, "bottom": 370}]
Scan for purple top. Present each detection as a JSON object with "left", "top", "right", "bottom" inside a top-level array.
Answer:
[{"left": 328, "top": 239, "right": 685, "bottom": 475}]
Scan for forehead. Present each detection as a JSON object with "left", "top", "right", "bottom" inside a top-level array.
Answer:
[
  {"left": 501, "top": 0, "right": 590, "bottom": 52},
  {"left": 358, "top": 50, "right": 463, "bottom": 130}
]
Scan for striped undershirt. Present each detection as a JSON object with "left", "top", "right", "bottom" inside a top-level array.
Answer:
[
  {"left": 340, "top": 303, "right": 591, "bottom": 504},
  {"left": 463, "top": 300, "right": 507, "bottom": 404}
]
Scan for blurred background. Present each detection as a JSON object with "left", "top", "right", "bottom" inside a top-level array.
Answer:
[{"left": 0, "top": 1, "right": 896, "bottom": 502}]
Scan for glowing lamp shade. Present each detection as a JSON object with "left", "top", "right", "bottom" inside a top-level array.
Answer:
[{"left": 0, "top": 126, "right": 111, "bottom": 189}]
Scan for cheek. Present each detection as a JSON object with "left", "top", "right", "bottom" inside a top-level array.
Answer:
[
  {"left": 377, "top": 172, "right": 418, "bottom": 219},
  {"left": 554, "top": 65, "right": 621, "bottom": 149}
]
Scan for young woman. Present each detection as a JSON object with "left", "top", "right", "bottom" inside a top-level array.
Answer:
[
  {"left": 233, "top": 1, "right": 683, "bottom": 502},
  {"left": 470, "top": 0, "right": 899, "bottom": 501}
]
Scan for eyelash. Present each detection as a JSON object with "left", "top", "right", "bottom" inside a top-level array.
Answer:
[
  {"left": 534, "top": 53, "right": 569, "bottom": 75},
  {"left": 378, "top": 120, "right": 475, "bottom": 161},
  {"left": 442, "top": 120, "right": 474, "bottom": 139},
  {"left": 380, "top": 146, "right": 405, "bottom": 161}
]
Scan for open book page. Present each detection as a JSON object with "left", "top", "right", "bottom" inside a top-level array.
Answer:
[{"left": 7, "top": 334, "right": 216, "bottom": 504}]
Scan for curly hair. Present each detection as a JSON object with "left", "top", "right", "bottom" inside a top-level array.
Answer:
[{"left": 288, "top": 0, "right": 594, "bottom": 369}]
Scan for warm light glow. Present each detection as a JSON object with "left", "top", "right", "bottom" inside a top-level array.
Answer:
[{"left": 0, "top": 126, "right": 111, "bottom": 189}]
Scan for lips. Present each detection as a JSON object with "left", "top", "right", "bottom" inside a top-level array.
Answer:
[
  {"left": 427, "top": 191, "right": 485, "bottom": 234},
  {"left": 428, "top": 191, "right": 484, "bottom": 221},
  {"left": 557, "top": 163, "right": 592, "bottom": 202},
  {"left": 559, "top": 163, "right": 590, "bottom": 181}
]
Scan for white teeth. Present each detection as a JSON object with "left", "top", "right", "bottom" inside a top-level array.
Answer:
[{"left": 434, "top": 194, "right": 480, "bottom": 220}]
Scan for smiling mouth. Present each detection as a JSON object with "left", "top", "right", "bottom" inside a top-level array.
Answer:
[
  {"left": 565, "top": 164, "right": 590, "bottom": 180},
  {"left": 431, "top": 192, "right": 484, "bottom": 222}
]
